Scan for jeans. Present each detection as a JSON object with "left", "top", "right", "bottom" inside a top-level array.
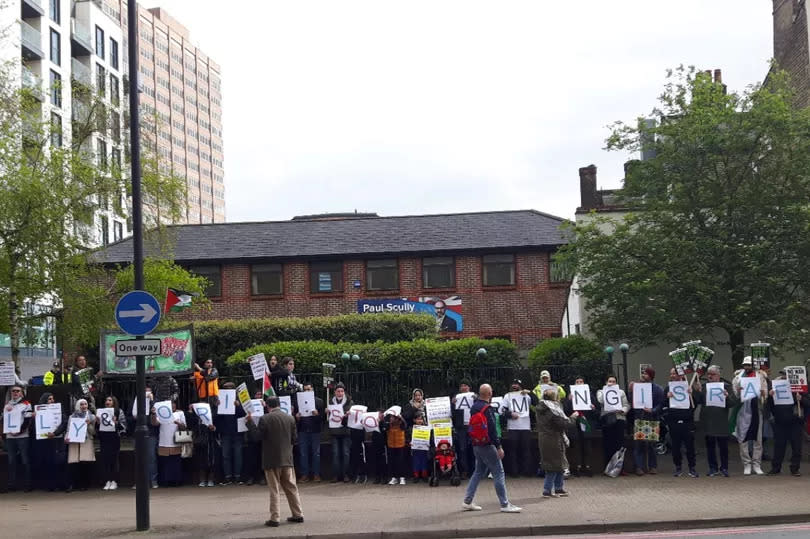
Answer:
[
  {"left": 331, "top": 435, "right": 350, "bottom": 479},
  {"left": 221, "top": 435, "right": 244, "bottom": 480},
  {"left": 705, "top": 435, "right": 729, "bottom": 472},
  {"left": 298, "top": 431, "right": 321, "bottom": 477},
  {"left": 543, "top": 471, "right": 564, "bottom": 493},
  {"left": 464, "top": 445, "right": 509, "bottom": 507},
  {"left": 5, "top": 437, "right": 31, "bottom": 490},
  {"left": 147, "top": 435, "right": 159, "bottom": 483},
  {"left": 633, "top": 441, "right": 657, "bottom": 471}
]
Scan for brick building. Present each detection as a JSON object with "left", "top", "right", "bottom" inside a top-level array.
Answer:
[
  {"left": 773, "top": 0, "right": 810, "bottom": 107},
  {"left": 94, "top": 210, "right": 571, "bottom": 354}
]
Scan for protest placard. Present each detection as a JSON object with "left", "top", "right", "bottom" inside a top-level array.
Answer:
[
  {"left": 3, "top": 406, "right": 22, "bottom": 434},
  {"left": 454, "top": 392, "right": 475, "bottom": 425},
  {"left": 154, "top": 401, "right": 174, "bottom": 424},
  {"left": 433, "top": 422, "right": 453, "bottom": 446},
  {"left": 750, "top": 342, "right": 770, "bottom": 369},
  {"left": 490, "top": 396, "right": 504, "bottom": 414},
  {"left": 739, "top": 376, "right": 762, "bottom": 402},
  {"left": 97, "top": 408, "right": 116, "bottom": 432},
  {"left": 279, "top": 396, "right": 292, "bottom": 416},
  {"left": 705, "top": 382, "right": 726, "bottom": 408},
  {"left": 632, "top": 383, "right": 652, "bottom": 409},
  {"left": 297, "top": 391, "right": 316, "bottom": 416},
  {"left": 504, "top": 391, "right": 531, "bottom": 430},
  {"left": 570, "top": 384, "right": 592, "bottom": 411},
  {"left": 131, "top": 398, "right": 151, "bottom": 419},
  {"left": 74, "top": 367, "right": 95, "bottom": 395},
  {"left": 347, "top": 405, "right": 367, "bottom": 429},
  {"left": 411, "top": 425, "right": 431, "bottom": 450},
  {"left": 785, "top": 366, "right": 808, "bottom": 394},
  {"left": 772, "top": 379, "right": 794, "bottom": 405},
  {"left": 668, "top": 381, "right": 690, "bottom": 410},
  {"left": 327, "top": 404, "right": 344, "bottom": 428},
  {"left": 669, "top": 348, "right": 690, "bottom": 376},
  {"left": 237, "top": 417, "right": 248, "bottom": 433},
  {"left": 601, "top": 386, "right": 624, "bottom": 412},
  {"left": 425, "top": 396, "right": 451, "bottom": 425},
  {"left": 248, "top": 353, "right": 268, "bottom": 381},
  {"left": 322, "top": 363, "right": 336, "bottom": 388},
  {"left": 245, "top": 399, "right": 265, "bottom": 424},
  {"left": 35, "top": 403, "right": 62, "bottom": 439},
  {"left": 191, "top": 402, "right": 213, "bottom": 426},
  {"left": 384, "top": 405, "right": 402, "bottom": 417},
  {"left": 0, "top": 362, "right": 16, "bottom": 385},
  {"left": 219, "top": 389, "right": 236, "bottom": 415},
  {"left": 361, "top": 412, "right": 380, "bottom": 432},
  {"left": 236, "top": 382, "right": 251, "bottom": 406},
  {"left": 68, "top": 417, "right": 88, "bottom": 443}
]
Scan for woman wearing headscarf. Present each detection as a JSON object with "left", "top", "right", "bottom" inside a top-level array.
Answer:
[
  {"left": 536, "top": 388, "right": 578, "bottom": 498},
  {"left": 402, "top": 388, "right": 425, "bottom": 425},
  {"left": 33, "top": 392, "right": 68, "bottom": 491},
  {"left": 151, "top": 400, "right": 186, "bottom": 487},
  {"left": 66, "top": 398, "right": 96, "bottom": 491},
  {"left": 97, "top": 395, "right": 127, "bottom": 490}
]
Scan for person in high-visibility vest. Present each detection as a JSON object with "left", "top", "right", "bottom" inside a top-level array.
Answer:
[{"left": 43, "top": 362, "right": 72, "bottom": 385}]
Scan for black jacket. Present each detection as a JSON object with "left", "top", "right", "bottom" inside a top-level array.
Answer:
[
  {"left": 214, "top": 402, "right": 246, "bottom": 436},
  {"left": 469, "top": 399, "right": 501, "bottom": 449},
  {"left": 769, "top": 392, "right": 810, "bottom": 426},
  {"left": 295, "top": 396, "right": 325, "bottom": 434}
]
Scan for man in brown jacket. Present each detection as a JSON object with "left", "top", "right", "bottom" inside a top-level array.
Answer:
[{"left": 247, "top": 397, "right": 304, "bottom": 527}]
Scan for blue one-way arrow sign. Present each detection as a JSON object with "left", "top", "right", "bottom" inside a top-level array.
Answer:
[{"left": 115, "top": 290, "right": 161, "bottom": 336}]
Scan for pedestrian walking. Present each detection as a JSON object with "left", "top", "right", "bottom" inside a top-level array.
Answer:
[{"left": 536, "top": 387, "right": 577, "bottom": 497}]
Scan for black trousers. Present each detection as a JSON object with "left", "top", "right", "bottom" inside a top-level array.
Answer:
[
  {"left": 772, "top": 422, "right": 803, "bottom": 472},
  {"left": 504, "top": 430, "right": 533, "bottom": 476},
  {"left": 386, "top": 447, "right": 407, "bottom": 478},
  {"left": 705, "top": 435, "right": 729, "bottom": 472},
  {"left": 601, "top": 419, "right": 626, "bottom": 468},
  {"left": 669, "top": 420, "right": 696, "bottom": 469},
  {"left": 349, "top": 429, "right": 367, "bottom": 477},
  {"left": 99, "top": 432, "right": 121, "bottom": 482}
]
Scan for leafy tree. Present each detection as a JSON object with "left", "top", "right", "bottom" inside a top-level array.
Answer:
[
  {"left": 527, "top": 335, "right": 611, "bottom": 387},
  {"left": 558, "top": 67, "right": 810, "bottom": 366}
]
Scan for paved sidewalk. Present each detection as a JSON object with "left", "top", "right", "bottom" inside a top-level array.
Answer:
[{"left": 4, "top": 472, "right": 810, "bottom": 538}]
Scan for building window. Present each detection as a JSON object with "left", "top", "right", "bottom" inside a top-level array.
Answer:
[
  {"left": 113, "top": 221, "right": 123, "bottom": 242},
  {"left": 482, "top": 254, "right": 515, "bottom": 286},
  {"left": 423, "top": 256, "right": 455, "bottom": 288},
  {"left": 111, "top": 148, "right": 121, "bottom": 174},
  {"left": 109, "top": 38, "right": 119, "bottom": 70},
  {"left": 366, "top": 259, "right": 398, "bottom": 291},
  {"left": 109, "top": 74, "right": 119, "bottom": 106},
  {"left": 49, "top": 70, "right": 61, "bottom": 107},
  {"left": 310, "top": 262, "right": 343, "bottom": 293},
  {"left": 50, "top": 28, "right": 60, "bottom": 66},
  {"left": 95, "top": 26, "right": 105, "bottom": 59},
  {"left": 50, "top": 112, "right": 62, "bottom": 147},
  {"left": 549, "top": 255, "right": 574, "bottom": 283},
  {"left": 97, "top": 138, "right": 107, "bottom": 169},
  {"left": 190, "top": 265, "right": 221, "bottom": 297},
  {"left": 100, "top": 215, "right": 109, "bottom": 245},
  {"left": 96, "top": 64, "right": 106, "bottom": 97},
  {"left": 49, "top": 0, "right": 60, "bottom": 23},
  {"left": 251, "top": 264, "right": 283, "bottom": 296}
]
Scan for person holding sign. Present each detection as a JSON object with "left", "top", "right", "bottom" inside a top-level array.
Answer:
[
  {"left": 451, "top": 379, "right": 476, "bottom": 478},
  {"left": 630, "top": 367, "right": 664, "bottom": 476},
  {"left": 699, "top": 366, "right": 738, "bottom": 477},
  {"left": 273, "top": 357, "right": 304, "bottom": 397},
  {"left": 215, "top": 382, "right": 246, "bottom": 485},
  {"left": 410, "top": 411, "right": 431, "bottom": 482},
  {"left": 664, "top": 368, "right": 702, "bottom": 478},
  {"left": 189, "top": 402, "right": 219, "bottom": 487},
  {"left": 767, "top": 370, "right": 810, "bottom": 476},
  {"left": 97, "top": 396, "right": 127, "bottom": 491},
  {"left": 563, "top": 376, "right": 597, "bottom": 477},
  {"left": 536, "top": 387, "right": 578, "bottom": 498},
  {"left": 732, "top": 357, "right": 769, "bottom": 475},
  {"left": 532, "top": 370, "right": 567, "bottom": 402},
  {"left": 382, "top": 409, "right": 409, "bottom": 485},
  {"left": 2, "top": 385, "right": 33, "bottom": 492},
  {"left": 596, "top": 376, "right": 630, "bottom": 471},
  {"left": 501, "top": 379, "right": 539, "bottom": 477},
  {"left": 295, "top": 383, "right": 325, "bottom": 483},
  {"left": 328, "top": 383, "right": 353, "bottom": 483},
  {"left": 66, "top": 399, "right": 96, "bottom": 492},
  {"left": 33, "top": 392, "right": 69, "bottom": 492},
  {"left": 151, "top": 400, "right": 186, "bottom": 487}
]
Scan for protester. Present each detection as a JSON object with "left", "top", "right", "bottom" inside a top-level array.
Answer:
[
  {"left": 131, "top": 385, "right": 160, "bottom": 488},
  {"left": 532, "top": 370, "right": 567, "bottom": 402},
  {"left": 295, "top": 382, "right": 325, "bottom": 483},
  {"left": 216, "top": 382, "right": 246, "bottom": 485},
  {"left": 411, "top": 411, "right": 431, "bottom": 482},
  {"left": 767, "top": 370, "right": 810, "bottom": 476},
  {"left": 563, "top": 376, "right": 597, "bottom": 476},
  {"left": 70, "top": 355, "right": 97, "bottom": 408},
  {"left": 43, "top": 361, "right": 72, "bottom": 386},
  {"left": 383, "top": 410, "right": 408, "bottom": 485},
  {"left": 274, "top": 357, "right": 304, "bottom": 396},
  {"left": 664, "top": 368, "right": 701, "bottom": 478},
  {"left": 243, "top": 390, "right": 268, "bottom": 486},
  {"left": 189, "top": 402, "right": 219, "bottom": 487},
  {"left": 349, "top": 410, "right": 368, "bottom": 484},
  {"left": 501, "top": 379, "right": 538, "bottom": 477},
  {"left": 368, "top": 409, "right": 388, "bottom": 484},
  {"left": 192, "top": 359, "right": 219, "bottom": 406},
  {"left": 733, "top": 357, "right": 769, "bottom": 475},
  {"left": 152, "top": 400, "right": 185, "bottom": 487},
  {"left": 700, "top": 366, "right": 737, "bottom": 477},
  {"left": 33, "top": 392, "right": 68, "bottom": 491},
  {"left": 631, "top": 367, "right": 664, "bottom": 475},
  {"left": 97, "top": 395, "right": 127, "bottom": 490},
  {"left": 596, "top": 375, "right": 630, "bottom": 472},
  {"left": 462, "top": 383, "right": 521, "bottom": 513},
  {"left": 246, "top": 397, "right": 304, "bottom": 528},
  {"left": 451, "top": 379, "right": 475, "bottom": 478},
  {"left": 150, "top": 374, "right": 180, "bottom": 403},
  {"left": 402, "top": 388, "right": 425, "bottom": 424},
  {"left": 66, "top": 398, "right": 96, "bottom": 492},
  {"left": 328, "top": 383, "right": 352, "bottom": 483},
  {"left": 536, "top": 388, "right": 578, "bottom": 497},
  {"left": 2, "top": 385, "right": 33, "bottom": 492}
]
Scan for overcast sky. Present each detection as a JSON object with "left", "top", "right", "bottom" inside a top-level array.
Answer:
[{"left": 142, "top": 0, "right": 773, "bottom": 223}]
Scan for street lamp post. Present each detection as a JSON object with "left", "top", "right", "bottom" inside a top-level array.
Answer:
[{"left": 620, "top": 343, "right": 630, "bottom": 392}]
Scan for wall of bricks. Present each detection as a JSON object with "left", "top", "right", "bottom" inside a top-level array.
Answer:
[
  {"left": 773, "top": 0, "right": 810, "bottom": 108},
  {"left": 176, "top": 251, "right": 568, "bottom": 355}
]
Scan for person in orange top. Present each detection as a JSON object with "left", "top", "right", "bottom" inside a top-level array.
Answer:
[
  {"left": 193, "top": 359, "right": 219, "bottom": 405},
  {"left": 383, "top": 413, "right": 408, "bottom": 485}
]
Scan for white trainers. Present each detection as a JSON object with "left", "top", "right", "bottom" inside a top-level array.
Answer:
[
  {"left": 752, "top": 465, "right": 764, "bottom": 475},
  {"left": 743, "top": 465, "right": 752, "bottom": 476},
  {"left": 207, "top": 480, "right": 215, "bottom": 487},
  {"left": 462, "top": 502, "right": 483, "bottom": 511},
  {"left": 109, "top": 481, "right": 118, "bottom": 490},
  {"left": 387, "top": 477, "right": 398, "bottom": 485},
  {"left": 103, "top": 481, "right": 111, "bottom": 490},
  {"left": 500, "top": 503, "right": 522, "bottom": 513},
  {"left": 399, "top": 477, "right": 406, "bottom": 485},
  {"left": 198, "top": 481, "right": 207, "bottom": 487}
]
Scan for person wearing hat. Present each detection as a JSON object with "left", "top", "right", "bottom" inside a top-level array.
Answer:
[
  {"left": 766, "top": 369, "right": 810, "bottom": 476},
  {"left": 732, "top": 356, "right": 769, "bottom": 475},
  {"left": 501, "top": 379, "right": 539, "bottom": 477},
  {"left": 631, "top": 366, "right": 664, "bottom": 475},
  {"left": 533, "top": 370, "right": 567, "bottom": 402},
  {"left": 451, "top": 379, "right": 476, "bottom": 478},
  {"left": 43, "top": 360, "right": 72, "bottom": 386}
]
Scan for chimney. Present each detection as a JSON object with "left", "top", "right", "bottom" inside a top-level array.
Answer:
[
  {"left": 713, "top": 69, "right": 722, "bottom": 84},
  {"left": 579, "top": 165, "right": 600, "bottom": 210}
]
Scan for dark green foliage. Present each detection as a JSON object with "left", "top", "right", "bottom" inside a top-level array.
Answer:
[{"left": 527, "top": 335, "right": 611, "bottom": 387}]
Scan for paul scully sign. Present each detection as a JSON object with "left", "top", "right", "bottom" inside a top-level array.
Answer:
[
  {"left": 358, "top": 299, "right": 417, "bottom": 313},
  {"left": 357, "top": 296, "right": 463, "bottom": 331}
]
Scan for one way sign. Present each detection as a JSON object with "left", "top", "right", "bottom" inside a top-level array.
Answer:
[{"left": 115, "top": 339, "right": 162, "bottom": 357}]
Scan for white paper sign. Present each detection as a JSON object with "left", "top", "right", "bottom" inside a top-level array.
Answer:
[
  {"left": 425, "top": 396, "right": 452, "bottom": 425},
  {"left": 383, "top": 405, "right": 402, "bottom": 417},
  {"left": 35, "top": 403, "right": 62, "bottom": 439},
  {"left": 3, "top": 406, "right": 22, "bottom": 434},
  {"left": 668, "top": 381, "right": 690, "bottom": 410},
  {"left": 154, "top": 400, "right": 175, "bottom": 424},
  {"left": 132, "top": 397, "right": 151, "bottom": 419},
  {"left": 191, "top": 402, "right": 213, "bottom": 426},
  {"left": 739, "top": 376, "right": 762, "bottom": 402},
  {"left": 237, "top": 417, "right": 248, "bottom": 433},
  {"left": 347, "top": 405, "right": 367, "bottom": 429},
  {"left": 97, "top": 408, "right": 116, "bottom": 432},
  {"left": 296, "top": 391, "right": 316, "bottom": 416},
  {"left": 0, "top": 362, "right": 16, "bottom": 386},
  {"left": 68, "top": 417, "right": 88, "bottom": 443},
  {"left": 249, "top": 353, "right": 269, "bottom": 381},
  {"left": 245, "top": 399, "right": 265, "bottom": 424},
  {"left": 601, "top": 386, "right": 623, "bottom": 412},
  {"left": 633, "top": 383, "right": 653, "bottom": 409},
  {"left": 455, "top": 392, "right": 475, "bottom": 425},
  {"left": 785, "top": 366, "right": 808, "bottom": 393},
  {"left": 490, "top": 396, "right": 504, "bottom": 414},
  {"left": 361, "top": 411, "right": 380, "bottom": 432},
  {"left": 506, "top": 392, "right": 531, "bottom": 418},
  {"left": 327, "top": 404, "right": 344, "bottom": 428},
  {"left": 159, "top": 412, "right": 182, "bottom": 446},
  {"left": 279, "top": 396, "right": 292, "bottom": 416},
  {"left": 570, "top": 385, "right": 592, "bottom": 411},
  {"left": 705, "top": 382, "right": 726, "bottom": 408},
  {"left": 772, "top": 379, "right": 795, "bottom": 405},
  {"left": 219, "top": 389, "right": 236, "bottom": 415}
]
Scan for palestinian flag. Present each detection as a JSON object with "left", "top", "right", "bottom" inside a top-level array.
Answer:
[
  {"left": 165, "top": 288, "right": 193, "bottom": 313},
  {"left": 578, "top": 415, "right": 592, "bottom": 433},
  {"left": 263, "top": 370, "right": 275, "bottom": 399}
]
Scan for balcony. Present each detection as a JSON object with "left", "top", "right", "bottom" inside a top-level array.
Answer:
[
  {"left": 21, "top": 66, "right": 43, "bottom": 101},
  {"left": 71, "top": 58, "right": 91, "bottom": 88},
  {"left": 21, "top": 0, "right": 44, "bottom": 18},
  {"left": 70, "top": 18, "right": 93, "bottom": 56},
  {"left": 20, "top": 21, "right": 43, "bottom": 61}
]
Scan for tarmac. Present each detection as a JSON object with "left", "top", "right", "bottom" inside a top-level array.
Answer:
[{"left": 4, "top": 466, "right": 810, "bottom": 539}]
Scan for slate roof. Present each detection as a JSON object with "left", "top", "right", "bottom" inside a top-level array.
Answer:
[{"left": 91, "top": 210, "right": 570, "bottom": 265}]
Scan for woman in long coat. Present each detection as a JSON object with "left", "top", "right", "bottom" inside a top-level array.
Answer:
[{"left": 535, "top": 388, "right": 576, "bottom": 497}]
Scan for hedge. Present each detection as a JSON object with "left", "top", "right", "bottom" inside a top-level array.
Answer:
[
  {"left": 527, "top": 335, "right": 612, "bottom": 387},
  {"left": 224, "top": 338, "right": 519, "bottom": 376},
  {"left": 191, "top": 313, "right": 438, "bottom": 362}
]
